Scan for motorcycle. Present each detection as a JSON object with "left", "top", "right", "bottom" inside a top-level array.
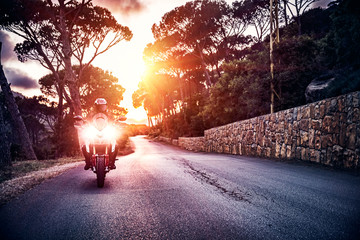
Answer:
[{"left": 74, "top": 114, "right": 124, "bottom": 188}]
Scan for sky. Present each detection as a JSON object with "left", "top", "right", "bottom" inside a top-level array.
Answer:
[{"left": 0, "top": 0, "right": 332, "bottom": 124}]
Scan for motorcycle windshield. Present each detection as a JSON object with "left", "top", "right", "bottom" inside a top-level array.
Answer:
[{"left": 93, "top": 113, "right": 108, "bottom": 131}]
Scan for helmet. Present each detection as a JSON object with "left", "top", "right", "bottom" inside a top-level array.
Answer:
[{"left": 94, "top": 98, "right": 107, "bottom": 112}]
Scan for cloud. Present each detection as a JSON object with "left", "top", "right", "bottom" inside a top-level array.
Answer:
[
  {"left": 311, "top": 0, "right": 332, "bottom": 8},
  {"left": 3, "top": 67, "right": 39, "bottom": 90},
  {"left": 0, "top": 31, "right": 17, "bottom": 62},
  {"left": 94, "top": 0, "right": 146, "bottom": 15}
]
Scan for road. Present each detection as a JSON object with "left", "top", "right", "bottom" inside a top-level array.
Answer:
[{"left": 0, "top": 136, "right": 359, "bottom": 240}]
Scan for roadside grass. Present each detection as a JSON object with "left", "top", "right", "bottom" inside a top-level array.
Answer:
[
  {"left": 0, "top": 157, "right": 83, "bottom": 184},
  {"left": 0, "top": 137, "right": 134, "bottom": 185}
]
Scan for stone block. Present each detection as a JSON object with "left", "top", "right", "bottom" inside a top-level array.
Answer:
[
  {"left": 338, "top": 97, "right": 345, "bottom": 112},
  {"left": 310, "top": 104, "right": 315, "bottom": 118},
  {"left": 284, "top": 133, "right": 293, "bottom": 145},
  {"left": 276, "top": 133, "right": 283, "bottom": 143},
  {"left": 293, "top": 120, "right": 299, "bottom": 132},
  {"left": 270, "top": 132, "right": 276, "bottom": 142},
  {"left": 241, "top": 144, "right": 246, "bottom": 155},
  {"left": 353, "top": 92, "right": 360, "bottom": 108},
  {"left": 251, "top": 144, "right": 257, "bottom": 155},
  {"left": 322, "top": 115, "right": 333, "bottom": 133},
  {"left": 287, "top": 123, "right": 293, "bottom": 133},
  {"left": 311, "top": 120, "right": 321, "bottom": 130},
  {"left": 246, "top": 130, "right": 254, "bottom": 143},
  {"left": 300, "top": 130, "right": 309, "bottom": 147},
  {"left": 310, "top": 149, "right": 321, "bottom": 163},
  {"left": 331, "top": 145, "right": 344, "bottom": 167},
  {"left": 332, "top": 113, "right": 340, "bottom": 134},
  {"left": 278, "top": 122, "right": 285, "bottom": 132},
  {"left": 295, "top": 147, "right": 301, "bottom": 159},
  {"left": 325, "top": 147, "right": 332, "bottom": 165},
  {"left": 301, "top": 106, "right": 311, "bottom": 119},
  {"left": 352, "top": 108, "right": 359, "bottom": 123},
  {"left": 257, "top": 145, "right": 262, "bottom": 157},
  {"left": 347, "top": 107, "right": 353, "bottom": 124},
  {"left": 344, "top": 149, "right": 356, "bottom": 168},
  {"left": 279, "top": 112, "right": 285, "bottom": 122},
  {"left": 281, "top": 143, "right": 286, "bottom": 158},
  {"left": 320, "top": 150, "right": 327, "bottom": 164},
  {"left": 319, "top": 104, "right": 325, "bottom": 118},
  {"left": 314, "top": 104, "right": 320, "bottom": 119},
  {"left": 328, "top": 99, "right": 338, "bottom": 114},
  {"left": 223, "top": 145, "right": 228, "bottom": 153},
  {"left": 286, "top": 145, "right": 293, "bottom": 159},
  {"left": 275, "top": 142, "right": 281, "bottom": 158},
  {"left": 265, "top": 147, "right": 271, "bottom": 158},
  {"left": 321, "top": 134, "right": 333, "bottom": 148},
  {"left": 309, "top": 129, "right": 315, "bottom": 149},
  {"left": 339, "top": 123, "right": 347, "bottom": 147},
  {"left": 346, "top": 124, "right": 356, "bottom": 150},
  {"left": 293, "top": 108, "right": 298, "bottom": 121},
  {"left": 299, "top": 119, "right": 309, "bottom": 131},
  {"left": 301, "top": 148, "right": 309, "bottom": 161},
  {"left": 314, "top": 132, "right": 321, "bottom": 150},
  {"left": 346, "top": 94, "right": 353, "bottom": 107}
]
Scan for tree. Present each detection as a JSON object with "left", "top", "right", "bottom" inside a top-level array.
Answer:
[
  {"left": 39, "top": 65, "right": 127, "bottom": 118},
  {"left": 282, "top": 0, "right": 320, "bottom": 35},
  {"left": 233, "top": 0, "right": 270, "bottom": 43},
  {"left": 137, "top": 0, "right": 253, "bottom": 131},
  {"left": 0, "top": 97, "right": 11, "bottom": 166},
  {"left": 16, "top": 96, "right": 57, "bottom": 144},
  {"left": 202, "top": 56, "right": 269, "bottom": 128},
  {"left": 0, "top": 42, "right": 37, "bottom": 160},
  {"left": 0, "top": 0, "right": 132, "bottom": 117},
  {"left": 150, "top": 0, "right": 249, "bottom": 87}
]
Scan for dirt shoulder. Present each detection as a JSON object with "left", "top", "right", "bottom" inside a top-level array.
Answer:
[
  {"left": 0, "top": 140, "right": 135, "bottom": 207},
  {"left": 0, "top": 161, "right": 83, "bottom": 206}
]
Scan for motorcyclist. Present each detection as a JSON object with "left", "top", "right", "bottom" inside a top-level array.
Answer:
[{"left": 82, "top": 98, "right": 118, "bottom": 170}]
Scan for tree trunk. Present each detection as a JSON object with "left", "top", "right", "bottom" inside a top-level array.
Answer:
[
  {"left": 0, "top": 43, "right": 37, "bottom": 160},
  {"left": 283, "top": 0, "right": 288, "bottom": 26},
  {"left": 197, "top": 44, "right": 213, "bottom": 87},
  {"left": 59, "top": 1, "right": 82, "bottom": 116},
  {"left": 0, "top": 102, "right": 11, "bottom": 167}
]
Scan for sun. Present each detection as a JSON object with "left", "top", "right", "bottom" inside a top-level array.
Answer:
[{"left": 126, "top": 106, "right": 148, "bottom": 123}]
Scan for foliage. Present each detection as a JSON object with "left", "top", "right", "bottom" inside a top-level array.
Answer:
[
  {"left": 126, "top": 124, "right": 150, "bottom": 136},
  {"left": 274, "top": 35, "right": 322, "bottom": 109},
  {"left": 0, "top": 0, "right": 132, "bottom": 116},
  {"left": 134, "top": 0, "right": 360, "bottom": 138},
  {"left": 203, "top": 58, "right": 269, "bottom": 128},
  {"left": 39, "top": 65, "right": 127, "bottom": 118}
]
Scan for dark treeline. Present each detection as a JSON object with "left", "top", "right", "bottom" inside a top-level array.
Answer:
[{"left": 133, "top": 0, "right": 360, "bottom": 138}]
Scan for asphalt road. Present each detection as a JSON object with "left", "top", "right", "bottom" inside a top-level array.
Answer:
[{"left": 0, "top": 136, "right": 359, "bottom": 240}]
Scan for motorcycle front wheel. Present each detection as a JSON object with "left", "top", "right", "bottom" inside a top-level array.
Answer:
[{"left": 96, "top": 156, "right": 105, "bottom": 188}]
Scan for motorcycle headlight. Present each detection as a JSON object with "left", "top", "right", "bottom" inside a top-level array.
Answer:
[
  {"left": 83, "top": 125, "right": 98, "bottom": 140},
  {"left": 102, "top": 126, "right": 117, "bottom": 140}
]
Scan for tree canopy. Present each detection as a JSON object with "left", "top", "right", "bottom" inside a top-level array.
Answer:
[
  {"left": 39, "top": 65, "right": 127, "bottom": 118},
  {"left": 134, "top": 0, "right": 360, "bottom": 138},
  {"left": 0, "top": 0, "right": 132, "bottom": 116}
]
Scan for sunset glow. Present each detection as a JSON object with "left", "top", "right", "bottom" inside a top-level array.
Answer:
[{"left": 1, "top": 0, "right": 331, "bottom": 125}]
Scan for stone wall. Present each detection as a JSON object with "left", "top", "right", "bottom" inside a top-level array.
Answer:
[
  {"left": 178, "top": 137, "right": 205, "bottom": 152},
  {"left": 178, "top": 91, "right": 360, "bottom": 169},
  {"left": 159, "top": 136, "right": 172, "bottom": 144}
]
